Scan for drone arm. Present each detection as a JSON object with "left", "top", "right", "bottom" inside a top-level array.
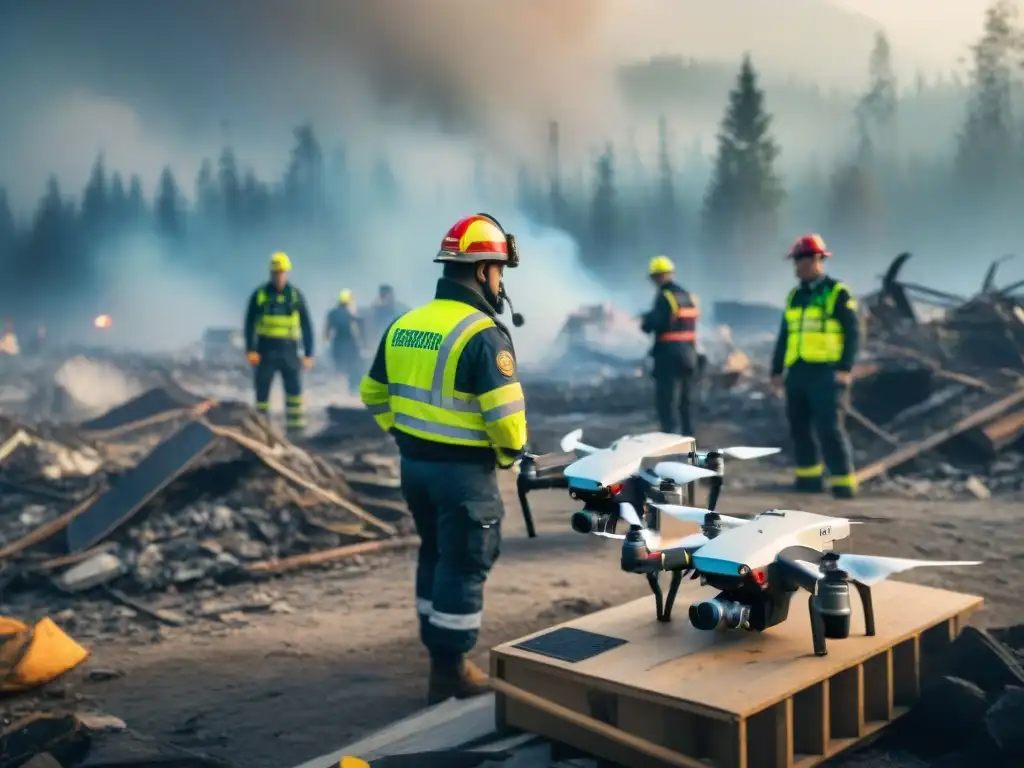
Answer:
[
  {"left": 808, "top": 594, "right": 827, "bottom": 656},
  {"left": 775, "top": 546, "right": 826, "bottom": 593},
  {"left": 852, "top": 580, "right": 876, "bottom": 636},
  {"left": 515, "top": 477, "right": 537, "bottom": 539},
  {"left": 663, "top": 570, "right": 684, "bottom": 622}
]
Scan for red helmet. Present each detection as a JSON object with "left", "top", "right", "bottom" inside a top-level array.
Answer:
[
  {"left": 787, "top": 234, "right": 831, "bottom": 260},
  {"left": 434, "top": 214, "right": 519, "bottom": 267}
]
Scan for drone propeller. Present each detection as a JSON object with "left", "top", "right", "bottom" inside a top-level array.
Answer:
[
  {"left": 652, "top": 504, "right": 748, "bottom": 529},
  {"left": 651, "top": 462, "right": 719, "bottom": 485},
  {"left": 697, "top": 446, "right": 781, "bottom": 461},
  {"left": 559, "top": 428, "right": 600, "bottom": 455},
  {"left": 792, "top": 553, "right": 982, "bottom": 586},
  {"left": 594, "top": 503, "right": 660, "bottom": 547}
]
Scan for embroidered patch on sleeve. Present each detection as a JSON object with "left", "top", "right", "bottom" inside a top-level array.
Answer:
[{"left": 495, "top": 349, "right": 515, "bottom": 377}]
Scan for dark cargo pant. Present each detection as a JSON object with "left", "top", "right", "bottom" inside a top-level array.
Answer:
[
  {"left": 254, "top": 353, "right": 305, "bottom": 434},
  {"left": 331, "top": 341, "right": 363, "bottom": 396},
  {"left": 654, "top": 370, "right": 696, "bottom": 436},
  {"left": 400, "top": 458, "right": 503, "bottom": 662},
  {"left": 784, "top": 364, "right": 856, "bottom": 490}
]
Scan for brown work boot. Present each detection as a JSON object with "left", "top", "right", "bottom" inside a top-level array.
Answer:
[{"left": 427, "top": 657, "right": 491, "bottom": 705}]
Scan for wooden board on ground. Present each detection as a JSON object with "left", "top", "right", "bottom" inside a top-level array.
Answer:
[{"left": 491, "top": 580, "right": 982, "bottom": 768}]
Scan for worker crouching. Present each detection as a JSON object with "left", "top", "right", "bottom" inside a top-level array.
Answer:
[
  {"left": 359, "top": 214, "right": 527, "bottom": 705},
  {"left": 770, "top": 235, "right": 860, "bottom": 498},
  {"left": 244, "top": 251, "right": 315, "bottom": 437}
]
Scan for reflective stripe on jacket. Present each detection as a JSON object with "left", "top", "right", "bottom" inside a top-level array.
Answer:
[
  {"left": 362, "top": 298, "right": 527, "bottom": 465},
  {"left": 255, "top": 288, "right": 301, "bottom": 341},
  {"left": 783, "top": 281, "right": 849, "bottom": 367},
  {"left": 657, "top": 288, "right": 700, "bottom": 343}
]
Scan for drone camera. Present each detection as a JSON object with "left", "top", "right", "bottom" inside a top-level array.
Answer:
[
  {"left": 689, "top": 599, "right": 751, "bottom": 631},
  {"left": 570, "top": 509, "right": 601, "bottom": 534}
]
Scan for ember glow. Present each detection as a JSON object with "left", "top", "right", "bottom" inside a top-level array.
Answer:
[{"left": 93, "top": 314, "right": 113, "bottom": 329}]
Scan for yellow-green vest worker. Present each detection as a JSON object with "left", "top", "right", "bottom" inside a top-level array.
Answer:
[
  {"left": 359, "top": 213, "right": 527, "bottom": 706},
  {"left": 770, "top": 234, "right": 860, "bottom": 499}
]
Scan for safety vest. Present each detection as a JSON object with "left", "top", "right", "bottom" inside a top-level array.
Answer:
[
  {"left": 255, "top": 286, "right": 301, "bottom": 341},
  {"left": 385, "top": 300, "right": 500, "bottom": 448},
  {"left": 783, "top": 281, "right": 849, "bottom": 367},
  {"left": 658, "top": 288, "right": 700, "bottom": 343}
]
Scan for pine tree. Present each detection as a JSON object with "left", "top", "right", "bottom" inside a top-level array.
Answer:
[
  {"left": 955, "top": 0, "right": 1019, "bottom": 195},
  {"left": 547, "top": 121, "right": 567, "bottom": 227},
  {"left": 241, "top": 170, "right": 271, "bottom": 226},
  {"left": 855, "top": 32, "right": 898, "bottom": 156},
  {"left": 372, "top": 156, "right": 399, "bottom": 208},
  {"left": 218, "top": 147, "right": 242, "bottom": 227},
  {"left": 701, "top": 55, "right": 784, "bottom": 294},
  {"left": 80, "top": 154, "right": 109, "bottom": 233},
  {"left": 283, "top": 123, "right": 325, "bottom": 220},
  {"left": 589, "top": 143, "right": 618, "bottom": 266},
  {"left": 26, "top": 178, "right": 73, "bottom": 295},
  {"left": 127, "top": 175, "right": 145, "bottom": 226},
  {"left": 0, "top": 188, "right": 14, "bottom": 248},
  {"left": 195, "top": 159, "right": 220, "bottom": 221},
  {"left": 108, "top": 172, "right": 128, "bottom": 226},
  {"left": 155, "top": 167, "right": 184, "bottom": 240},
  {"left": 654, "top": 115, "right": 681, "bottom": 257}
]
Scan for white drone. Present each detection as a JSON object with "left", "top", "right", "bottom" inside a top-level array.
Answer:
[{"left": 593, "top": 502, "right": 981, "bottom": 656}]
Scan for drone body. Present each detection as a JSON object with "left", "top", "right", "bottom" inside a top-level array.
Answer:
[
  {"left": 546, "top": 429, "right": 981, "bottom": 656},
  {"left": 690, "top": 509, "right": 851, "bottom": 578},
  {"left": 627, "top": 505, "right": 981, "bottom": 656},
  {"left": 562, "top": 431, "right": 696, "bottom": 491}
]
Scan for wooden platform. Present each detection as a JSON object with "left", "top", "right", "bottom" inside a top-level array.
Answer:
[{"left": 491, "top": 580, "right": 983, "bottom": 768}]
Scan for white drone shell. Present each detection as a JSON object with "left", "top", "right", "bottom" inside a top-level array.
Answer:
[
  {"left": 564, "top": 432, "right": 701, "bottom": 490},
  {"left": 690, "top": 510, "right": 853, "bottom": 576}
]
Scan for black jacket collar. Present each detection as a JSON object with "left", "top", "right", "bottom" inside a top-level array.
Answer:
[
  {"left": 435, "top": 278, "right": 495, "bottom": 317},
  {"left": 434, "top": 278, "right": 514, "bottom": 342}
]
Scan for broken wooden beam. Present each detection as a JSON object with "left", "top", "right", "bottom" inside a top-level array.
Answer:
[
  {"left": 970, "top": 408, "right": 1024, "bottom": 456},
  {"left": 856, "top": 387, "right": 1024, "bottom": 483},
  {"left": 246, "top": 535, "right": 420, "bottom": 575}
]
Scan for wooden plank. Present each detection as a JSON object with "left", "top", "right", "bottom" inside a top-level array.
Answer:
[
  {"left": 492, "top": 677, "right": 709, "bottom": 768},
  {"left": 289, "top": 694, "right": 497, "bottom": 768},
  {"left": 972, "top": 408, "right": 1024, "bottom": 454},
  {"left": 792, "top": 682, "right": 827, "bottom": 757},
  {"left": 855, "top": 387, "right": 1024, "bottom": 483},
  {"left": 892, "top": 636, "right": 920, "bottom": 707},
  {"left": 492, "top": 581, "right": 983, "bottom": 720}
]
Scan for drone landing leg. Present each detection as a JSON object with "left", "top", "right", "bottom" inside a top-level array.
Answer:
[
  {"left": 809, "top": 594, "right": 827, "bottom": 656},
  {"left": 647, "top": 573, "right": 667, "bottom": 622},
  {"left": 662, "top": 570, "right": 684, "bottom": 621},
  {"left": 853, "top": 581, "right": 876, "bottom": 637}
]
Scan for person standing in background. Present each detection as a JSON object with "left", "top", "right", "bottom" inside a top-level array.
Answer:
[
  {"left": 243, "top": 251, "right": 315, "bottom": 436},
  {"left": 770, "top": 234, "right": 860, "bottom": 498},
  {"left": 325, "top": 289, "right": 363, "bottom": 395}
]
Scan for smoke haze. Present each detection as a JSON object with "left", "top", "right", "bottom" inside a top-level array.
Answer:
[{"left": 0, "top": 0, "right": 1018, "bottom": 358}]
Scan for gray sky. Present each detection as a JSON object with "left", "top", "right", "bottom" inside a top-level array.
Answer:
[{"left": 0, "top": 0, "right": 994, "bottom": 214}]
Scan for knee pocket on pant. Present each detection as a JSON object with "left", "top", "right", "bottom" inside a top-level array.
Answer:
[{"left": 462, "top": 501, "right": 502, "bottom": 572}]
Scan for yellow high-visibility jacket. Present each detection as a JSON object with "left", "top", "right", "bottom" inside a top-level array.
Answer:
[{"left": 359, "top": 280, "right": 527, "bottom": 469}]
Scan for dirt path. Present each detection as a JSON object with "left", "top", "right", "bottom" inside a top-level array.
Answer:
[{"left": 70, "top": 461, "right": 1020, "bottom": 768}]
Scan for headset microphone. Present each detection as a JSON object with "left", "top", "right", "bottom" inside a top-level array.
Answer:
[{"left": 501, "top": 287, "right": 525, "bottom": 327}]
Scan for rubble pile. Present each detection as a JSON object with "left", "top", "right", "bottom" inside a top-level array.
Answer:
[
  {"left": 843, "top": 625, "right": 1024, "bottom": 767},
  {"left": 0, "top": 387, "right": 414, "bottom": 616},
  {"left": 514, "top": 254, "right": 1024, "bottom": 496}
]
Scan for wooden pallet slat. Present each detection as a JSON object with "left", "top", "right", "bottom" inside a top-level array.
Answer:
[{"left": 493, "top": 581, "right": 983, "bottom": 768}]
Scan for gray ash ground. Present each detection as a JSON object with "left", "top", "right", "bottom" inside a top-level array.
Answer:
[{"left": 2, "top": 360, "right": 1023, "bottom": 768}]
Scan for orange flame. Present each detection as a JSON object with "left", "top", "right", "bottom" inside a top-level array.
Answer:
[{"left": 93, "top": 314, "right": 112, "bottom": 330}]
